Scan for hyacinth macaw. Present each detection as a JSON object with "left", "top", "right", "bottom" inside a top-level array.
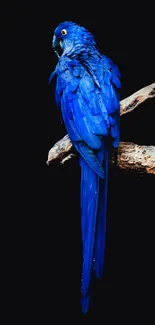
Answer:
[{"left": 49, "top": 21, "right": 121, "bottom": 314}]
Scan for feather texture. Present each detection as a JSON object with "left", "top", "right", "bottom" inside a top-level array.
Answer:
[{"left": 49, "top": 21, "right": 121, "bottom": 314}]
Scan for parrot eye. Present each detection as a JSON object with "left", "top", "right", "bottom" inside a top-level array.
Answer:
[{"left": 61, "top": 29, "right": 67, "bottom": 35}]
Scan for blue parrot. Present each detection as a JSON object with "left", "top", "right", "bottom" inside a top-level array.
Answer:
[{"left": 49, "top": 21, "right": 121, "bottom": 314}]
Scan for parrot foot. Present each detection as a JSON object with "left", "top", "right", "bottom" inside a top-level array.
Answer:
[{"left": 61, "top": 153, "right": 75, "bottom": 164}]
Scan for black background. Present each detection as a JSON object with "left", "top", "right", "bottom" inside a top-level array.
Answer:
[{"left": 2, "top": 1, "right": 155, "bottom": 323}]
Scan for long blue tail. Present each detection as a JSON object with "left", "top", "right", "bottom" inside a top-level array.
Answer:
[
  {"left": 94, "top": 146, "right": 108, "bottom": 278},
  {"left": 80, "top": 143, "right": 108, "bottom": 314}
]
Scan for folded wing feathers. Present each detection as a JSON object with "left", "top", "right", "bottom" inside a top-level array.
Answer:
[{"left": 56, "top": 56, "right": 120, "bottom": 151}]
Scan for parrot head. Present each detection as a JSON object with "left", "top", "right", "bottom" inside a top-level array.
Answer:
[{"left": 52, "top": 21, "right": 97, "bottom": 58}]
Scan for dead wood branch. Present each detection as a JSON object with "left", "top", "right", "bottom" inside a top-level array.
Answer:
[
  {"left": 117, "top": 142, "right": 155, "bottom": 175},
  {"left": 47, "top": 136, "right": 155, "bottom": 175},
  {"left": 120, "top": 83, "right": 155, "bottom": 116}
]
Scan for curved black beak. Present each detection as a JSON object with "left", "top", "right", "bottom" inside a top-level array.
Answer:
[
  {"left": 52, "top": 35, "right": 58, "bottom": 49},
  {"left": 52, "top": 35, "right": 62, "bottom": 58}
]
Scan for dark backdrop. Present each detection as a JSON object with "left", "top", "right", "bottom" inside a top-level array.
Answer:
[{"left": 2, "top": 2, "right": 155, "bottom": 323}]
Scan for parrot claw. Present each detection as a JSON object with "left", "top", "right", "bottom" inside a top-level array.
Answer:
[{"left": 61, "top": 153, "right": 75, "bottom": 164}]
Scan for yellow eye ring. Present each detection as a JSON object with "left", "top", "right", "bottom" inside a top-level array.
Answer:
[{"left": 61, "top": 29, "right": 67, "bottom": 35}]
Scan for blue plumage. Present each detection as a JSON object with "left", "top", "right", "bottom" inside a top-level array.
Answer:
[{"left": 49, "top": 21, "right": 121, "bottom": 314}]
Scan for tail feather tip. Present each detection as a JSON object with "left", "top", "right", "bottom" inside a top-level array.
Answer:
[{"left": 81, "top": 295, "right": 90, "bottom": 314}]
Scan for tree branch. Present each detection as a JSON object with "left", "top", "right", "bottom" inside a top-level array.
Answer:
[
  {"left": 117, "top": 142, "right": 155, "bottom": 175},
  {"left": 120, "top": 83, "right": 155, "bottom": 116},
  {"left": 47, "top": 83, "right": 155, "bottom": 175}
]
